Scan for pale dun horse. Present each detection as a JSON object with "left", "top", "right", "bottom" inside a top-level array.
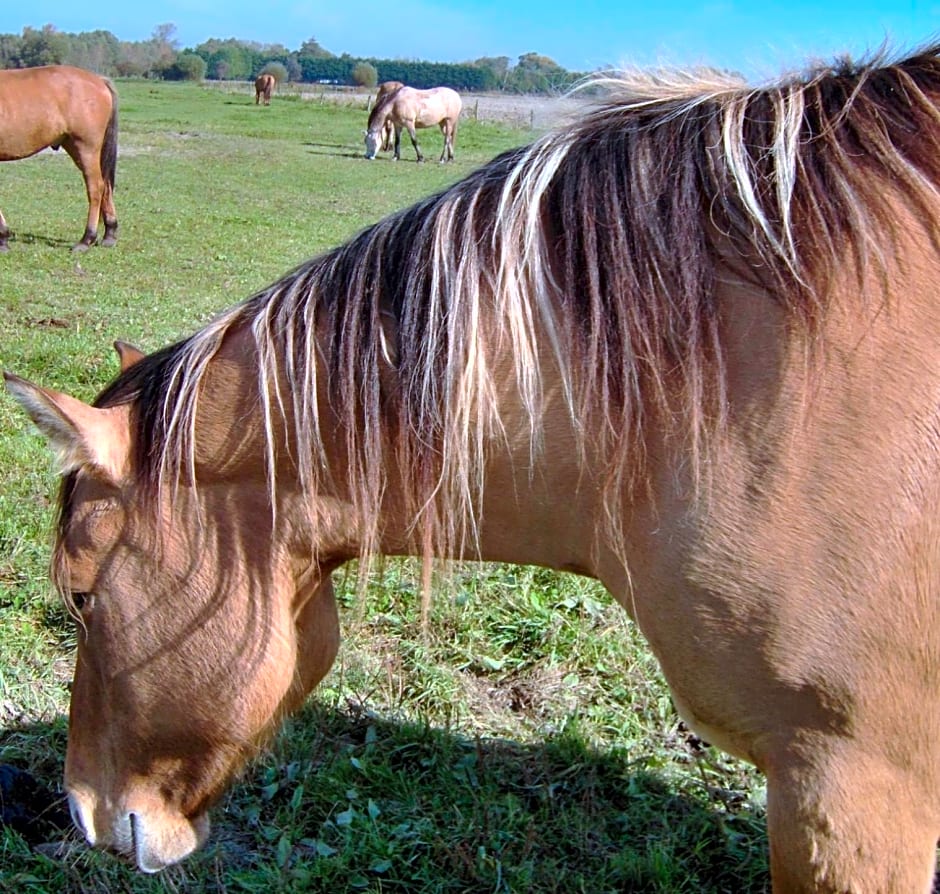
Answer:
[
  {"left": 254, "top": 73, "right": 276, "bottom": 105},
  {"left": 9, "top": 44, "right": 940, "bottom": 891},
  {"left": 364, "top": 85, "right": 461, "bottom": 162}
]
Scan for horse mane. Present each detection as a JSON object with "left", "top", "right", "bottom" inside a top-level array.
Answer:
[
  {"left": 81, "top": 44, "right": 940, "bottom": 563},
  {"left": 367, "top": 90, "right": 399, "bottom": 131}
]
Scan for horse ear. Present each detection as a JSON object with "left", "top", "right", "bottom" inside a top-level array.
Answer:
[
  {"left": 4, "top": 372, "right": 129, "bottom": 481},
  {"left": 114, "top": 340, "right": 145, "bottom": 371}
]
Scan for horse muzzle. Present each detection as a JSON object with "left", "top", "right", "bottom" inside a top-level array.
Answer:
[{"left": 68, "top": 785, "right": 210, "bottom": 872}]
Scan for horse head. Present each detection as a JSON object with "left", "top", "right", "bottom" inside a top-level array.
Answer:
[
  {"left": 3, "top": 337, "right": 345, "bottom": 871},
  {"left": 364, "top": 127, "right": 382, "bottom": 159}
]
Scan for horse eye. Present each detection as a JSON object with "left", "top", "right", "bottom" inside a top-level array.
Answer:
[{"left": 70, "top": 592, "right": 93, "bottom": 612}]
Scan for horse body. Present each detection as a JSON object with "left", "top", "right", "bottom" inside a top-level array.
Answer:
[
  {"left": 0, "top": 65, "right": 118, "bottom": 251},
  {"left": 254, "top": 73, "right": 276, "bottom": 105},
  {"left": 364, "top": 85, "right": 461, "bottom": 162},
  {"left": 9, "top": 45, "right": 940, "bottom": 891}
]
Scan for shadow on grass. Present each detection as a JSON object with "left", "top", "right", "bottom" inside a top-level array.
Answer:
[
  {"left": 0, "top": 701, "right": 771, "bottom": 893},
  {"left": 3, "top": 231, "right": 74, "bottom": 251},
  {"left": 302, "top": 141, "right": 366, "bottom": 159}
]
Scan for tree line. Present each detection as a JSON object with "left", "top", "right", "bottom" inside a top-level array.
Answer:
[{"left": 0, "top": 24, "right": 581, "bottom": 93}]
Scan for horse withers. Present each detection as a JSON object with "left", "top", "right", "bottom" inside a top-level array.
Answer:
[
  {"left": 10, "top": 44, "right": 940, "bottom": 892},
  {"left": 0, "top": 65, "right": 118, "bottom": 252},
  {"left": 364, "top": 85, "right": 461, "bottom": 162},
  {"left": 254, "top": 73, "right": 276, "bottom": 105}
]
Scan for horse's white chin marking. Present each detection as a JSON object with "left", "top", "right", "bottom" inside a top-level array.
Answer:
[
  {"left": 67, "top": 788, "right": 209, "bottom": 872},
  {"left": 131, "top": 810, "right": 210, "bottom": 873}
]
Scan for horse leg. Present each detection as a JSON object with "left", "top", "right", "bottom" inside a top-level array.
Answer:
[
  {"left": 99, "top": 179, "right": 118, "bottom": 248},
  {"left": 0, "top": 207, "right": 9, "bottom": 252},
  {"left": 763, "top": 744, "right": 938, "bottom": 892},
  {"left": 288, "top": 577, "right": 340, "bottom": 710},
  {"left": 406, "top": 124, "right": 424, "bottom": 163},
  {"left": 393, "top": 125, "right": 402, "bottom": 161},
  {"left": 62, "top": 141, "right": 104, "bottom": 251},
  {"left": 74, "top": 173, "right": 101, "bottom": 252},
  {"left": 439, "top": 122, "right": 455, "bottom": 163},
  {"left": 64, "top": 139, "right": 117, "bottom": 250}
]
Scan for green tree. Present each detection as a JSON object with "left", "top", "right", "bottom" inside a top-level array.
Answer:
[
  {"left": 471, "top": 56, "right": 511, "bottom": 90},
  {"left": 114, "top": 41, "right": 150, "bottom": 77},
  {"left": 196, "top": 39, "right": 255, "bottom": 80},
  {"left": 298, "top": 36, "right": 332, "bottom": 59},
  {"left": 148, "top": 23, "right": 179, "bottom": 76},
  {"left": 506, "top": 52, "right": 568, "bottom": 93},
  {"left": 0, "top": 33, "right": 24, "bottom": 69},
  {"left": 17, "top": 25, "right": 69, "bottom": 66},
  {"left": 65, "top": 29, "right": 121, "bottom": 73},
  {"left": 258, "top": 60, "right": 289, "bottom": 83},
  {"left": 351, "top": 60, "right": 378, "bottom": 88},
  {"left": 165, "top": 52, "right": 206, "bottom": 81}
]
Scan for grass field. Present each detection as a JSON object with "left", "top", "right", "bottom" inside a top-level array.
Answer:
[{"left": 0, "top": 80, "right": 769, "bottom": 892}]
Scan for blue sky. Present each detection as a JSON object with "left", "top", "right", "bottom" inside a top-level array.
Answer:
[{"left": 1, "top": 2, "right": 938, "bottom": 81}]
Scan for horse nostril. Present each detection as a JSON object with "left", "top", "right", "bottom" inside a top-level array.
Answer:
[{"left": 67, "top": 792, "right": 95, "bottom": 845}]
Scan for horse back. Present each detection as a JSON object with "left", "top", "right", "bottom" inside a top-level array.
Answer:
[
  {"left": 399, "top": 86, "right": 461, "bottom": 127},
  {"left": 0, "top": 65, "right": 115, "bottom": 161}
]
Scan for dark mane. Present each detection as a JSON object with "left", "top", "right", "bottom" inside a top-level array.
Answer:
[
  {"left": 366, "top": 88, "right": 400, "bottom": 131},
  {"left": 70, "top": 45, "right": 940, "bottom": 561}
]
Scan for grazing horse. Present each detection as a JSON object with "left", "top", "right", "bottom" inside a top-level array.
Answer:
[
  {"left": 0, "top": 65, "right": 118, "bottom": 251},
  {"left": 254, "top": 73, "right": 276, "bottom": 105},
  {"left": 9, "top": 44, "right": 940, "bottom": 891},
  {"left": 373, "top": 80, "right": 405, "bottom": 151},
  {"left": 364, "top": 85, "right": 460, "bottom": 162}
]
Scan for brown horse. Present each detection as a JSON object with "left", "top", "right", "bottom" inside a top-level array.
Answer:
[
  {"left": 0, "top": 65, "right": 118, "bottom": 251},
  {"left": 9, "top": 44, "right": 940, "bottom": 890},
  {"left": 373, "top": 80, "right": 405, "bottom": 151},
  {"left": 364, "top": 85, "right": 460, "bottom": 162},
  {"left": 254, "top": 73, "right": 276, "bottom": 105}
]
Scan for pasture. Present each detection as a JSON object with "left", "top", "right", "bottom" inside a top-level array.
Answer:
[{"left": 0, "top": 79, "right": 767, "bottom": 892}]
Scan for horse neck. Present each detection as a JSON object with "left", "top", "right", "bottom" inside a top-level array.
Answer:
[
  {"left": 186, "top": 313, "right": 608, "bottom": 578},
  {"left": 367, "top": 102, "right": 388, "bottom": 131}
]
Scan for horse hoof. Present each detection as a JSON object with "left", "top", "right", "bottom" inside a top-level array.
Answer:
[
  {"left": 101, "top": 236, "right": 117, "bottom": 248},
  {"left": 71, "top": 242, "right": 91, "bottom": 254}
]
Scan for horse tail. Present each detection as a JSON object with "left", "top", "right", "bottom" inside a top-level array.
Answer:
[{"left": 101, "top": 80, "right": 119, "bottom": 190}]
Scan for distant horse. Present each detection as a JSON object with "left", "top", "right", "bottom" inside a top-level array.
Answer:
[
  {"left": 254, "top": 73, "right": 276, "bottom": 105},
  {"left": 0, "top": 65, "right": 118, "bottom": 251},
  {"left": 373, "top": 80, "right": 404, "bottom": 151},
  {"left": 364, "top": 85, "right": 460, "bottom": 162},
  {"left": 11, "top": 44, "right": 940, "bottom": 891}
]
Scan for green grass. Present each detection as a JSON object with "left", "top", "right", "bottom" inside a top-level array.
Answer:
[{"left": 0, "top": 79, "right": 769, "bottom": 892}]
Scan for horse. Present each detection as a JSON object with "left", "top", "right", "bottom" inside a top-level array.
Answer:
[
  {"left": 364, "top": 85, "right": 460, "bottom": 162},
  {"left": 8, "top": 43, "right": 940, "bottom": 891},
  {"left": 373, "top": 80, "right": 405, "bottom": 151},
  {"left": 0, "top": 65, "right": 118, "bottom": 252},
  {"left": 254, "top": 73, "right": 276, "bottom": 105}
]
